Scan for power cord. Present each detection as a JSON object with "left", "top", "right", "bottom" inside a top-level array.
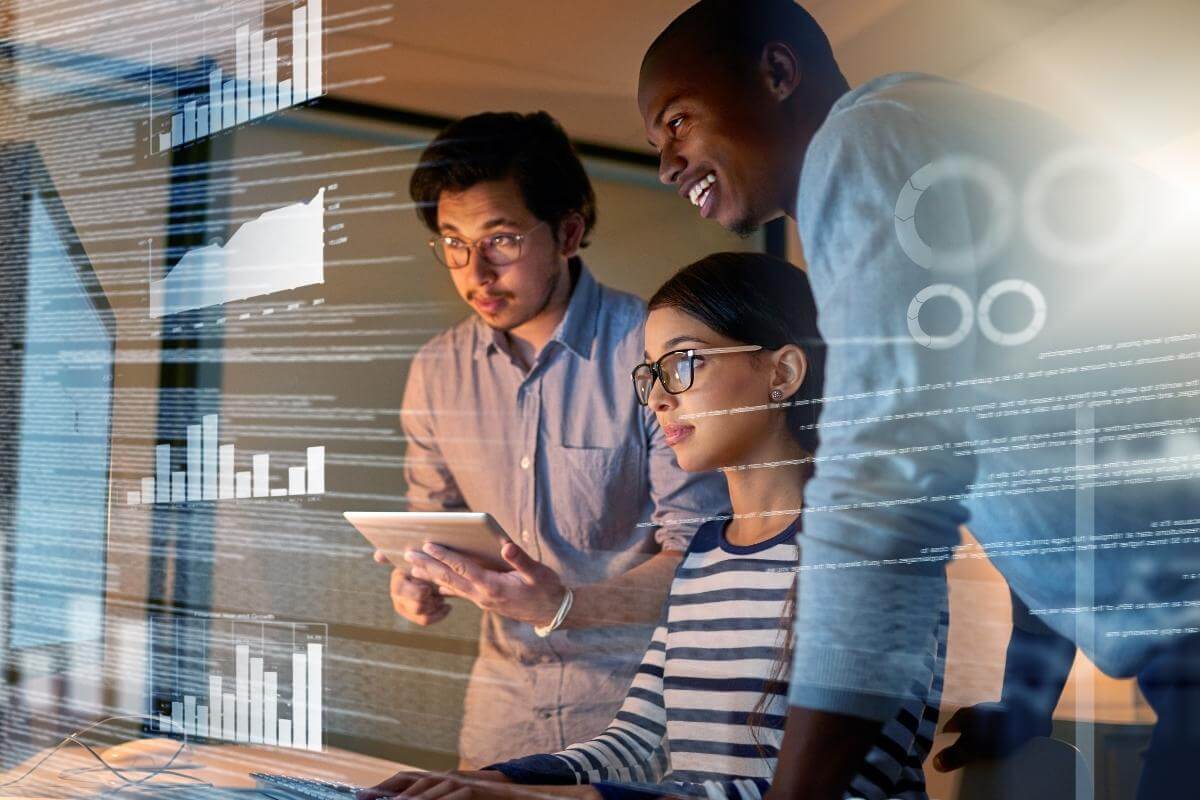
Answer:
[{"left": 0, "top": 713, "right": 213, "bottom": 792}]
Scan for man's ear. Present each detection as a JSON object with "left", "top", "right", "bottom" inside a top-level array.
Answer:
[
  {"left": 770, "top": 345, "right": 808, "bottom": 401},
  {"left": 557, "top": 212, "right": 586, "bottom": 259},
  {"left": 760, "top": 42, "right": 802, "bottom": 102}
]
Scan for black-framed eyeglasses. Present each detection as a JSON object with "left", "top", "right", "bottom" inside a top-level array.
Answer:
[
  {"left": 631, "top": 345, "right": 763, "bottom": 406},
  {"left": 428, "top": 221, "right": 548, "bottom": 269}
]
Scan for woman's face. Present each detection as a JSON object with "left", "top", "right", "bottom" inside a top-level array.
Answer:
[{"left": 642, "top": 306, "right": 782, "bottom": 473}]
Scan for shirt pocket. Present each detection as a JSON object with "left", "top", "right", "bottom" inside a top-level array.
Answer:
[{"left": 548, "top": 441, "right": 645, "bottom": 551}]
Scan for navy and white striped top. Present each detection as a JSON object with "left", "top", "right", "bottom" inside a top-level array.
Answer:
[{"left": 490, "top": 517, "right": 946, "bottom": 800}]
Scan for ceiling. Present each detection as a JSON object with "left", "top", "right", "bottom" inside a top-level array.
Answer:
[
  {"left": 10, "top": 0, "right": 1195, "bottom": 161},
  {"left": 330, "top": 0, "right": 1115, "bottom": 153}
]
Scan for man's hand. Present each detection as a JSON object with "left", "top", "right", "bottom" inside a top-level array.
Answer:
[
  {"left": 356, "top": 769, "right": 508, "bottom": 800},
  {"left": 375, "top": 550, "right": 451, "bottom": 626},
  {"left": 765, "top": 707, "right": 883, "bottom": 800},
  {"left": 406, "top": 541, "right": 566, "bottom": 627},
  {"left": 932, "top": 701, "right": 1053, "bottom": 772}
]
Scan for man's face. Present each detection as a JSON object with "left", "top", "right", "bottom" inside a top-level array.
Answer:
[
  {"left": 435, "top": 176, "right": 568, "bottom": 332},
  {"left": 638, "top": 51, "right": 787, "bottom": 235}
]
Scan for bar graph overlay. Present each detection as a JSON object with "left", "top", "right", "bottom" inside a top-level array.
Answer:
[
  {"left": 148, "top": 187, "right": 325, "bottom": 318},
  {"left": 127, "top": 413, "right": 326, "bottom": 506},
  {"left": 149, "top": 0, "right": 324, "bottom": 154},
  {"left": 150, "top": 613, "right": 326, "bottom": 751}
]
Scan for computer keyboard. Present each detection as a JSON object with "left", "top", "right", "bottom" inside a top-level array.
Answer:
[{"left": 251, "top": 772, "right": 361, "bottom": 799}]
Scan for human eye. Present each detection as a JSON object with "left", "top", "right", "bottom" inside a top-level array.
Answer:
[
  {"left": 489, "top": 234, "right": 519, "bottom": 247},
  {"left": 441, "top": 236, "right": 467, "bottom": 249},
  {"left": 667, "top": 114, "right": 685, "bottom": 134}
]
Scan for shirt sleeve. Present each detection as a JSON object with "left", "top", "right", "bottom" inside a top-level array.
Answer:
[
  {"left": 487, "top": 622, "right": 670, "bottom": 785},
  {"left": 789, "top": 98, "right": 975, "bottom": 721},
  {"left": 643, "top": 404, "right": 730, "bottom": 553},
  {"left": 399, "top": 349, "right": 466, "bottom": 512}
]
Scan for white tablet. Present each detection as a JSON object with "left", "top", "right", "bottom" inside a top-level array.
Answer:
[{"left": 344, "top": 511, "right": 514, "bottom": 573}]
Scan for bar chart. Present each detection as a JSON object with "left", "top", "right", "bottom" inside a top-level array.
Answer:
[
  {"left": 150, "top": 613, "right": 326, "bottom": 751},
  {"left": 127, "top": 414, "right": 325, "bottom": 505},
  {"left": 150, "top": 0, "right": 324, "bottom": 154}
]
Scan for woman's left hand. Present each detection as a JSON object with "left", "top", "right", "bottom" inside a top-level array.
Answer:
[{"left": 367, "top": 772, "right": 599, "bottom": 800}]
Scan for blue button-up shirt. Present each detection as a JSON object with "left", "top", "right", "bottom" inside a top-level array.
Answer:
[
  {"left": 400, "top": 260, "right": 729, "bottom": 764},
  {"left": 790, "top": 73, "right": 1200, "bottom": 721}
]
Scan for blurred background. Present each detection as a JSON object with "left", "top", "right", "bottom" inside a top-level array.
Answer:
[{"left": 0, "top": 2, "right": 1196, "bottom": 798}]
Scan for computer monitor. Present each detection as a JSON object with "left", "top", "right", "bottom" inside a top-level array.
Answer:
[{"left": 0, "top": 142, "right": 116, "bottom": 738}]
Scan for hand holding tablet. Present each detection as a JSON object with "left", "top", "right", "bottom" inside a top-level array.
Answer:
[
  {"left": 345, "top": 511, "right": 515, "bottom": 573},
  {"left": 347, "top": 511, "right": 570, "bottom": 628}
]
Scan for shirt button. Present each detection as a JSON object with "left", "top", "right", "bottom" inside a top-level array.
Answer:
[
  {"left": 519, "top": 456, "right": 531, "bottom": 470},
  {"left": 521, "top": 529, "right": 531, "bottom": 543}
]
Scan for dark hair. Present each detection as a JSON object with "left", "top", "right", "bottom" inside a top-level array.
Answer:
[
  {"left": 643, "top": 0, "right": 842, "bottom": 83},
  {"left": 651, "top": 252, "right": 821, "bottom": 757},
  {"left": 409, "top": 111, "right": 596, "bottom": 247},
  {"left": 648, "top": 251, "right": 825, "bottom": 454}
]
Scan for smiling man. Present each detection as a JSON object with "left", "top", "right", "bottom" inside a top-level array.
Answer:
[
  {"left": 389, "top": 111, "right": 728, "bottom": 768},
  {"left": 638, "top": 2, "right": 1199, "bottom": 800}
]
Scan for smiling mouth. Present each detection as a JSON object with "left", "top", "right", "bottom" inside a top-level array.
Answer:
[{"left": 688, "top": 172, "right": 717, "bottom": 211}]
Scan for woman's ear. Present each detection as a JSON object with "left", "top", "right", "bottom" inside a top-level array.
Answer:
[
  {"left": 770, "top": 345, "right": 807, "bottom": 402},
  {"left": 557, "top": 212, "right": 586, "bottom": 259}
]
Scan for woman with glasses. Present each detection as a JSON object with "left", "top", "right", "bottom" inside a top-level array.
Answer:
[{"left": 362, "top": 252, "right": 944, "bottom": 800}]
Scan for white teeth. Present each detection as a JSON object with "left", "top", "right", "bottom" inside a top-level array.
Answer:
[{"left": 689, "top": 173, "right": 717, "bottom": 207}]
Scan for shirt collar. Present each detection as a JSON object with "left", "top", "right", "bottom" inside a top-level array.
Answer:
[{"left": 473, "top": 257, "right": 600, "bottom": 361}]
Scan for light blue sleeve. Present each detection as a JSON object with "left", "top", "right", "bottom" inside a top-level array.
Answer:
[
  {"left": 399, "top": 344, "right": 467, "bottom": 512},
  {"left": 789, "top": 98, "right": 975, "bottom": 721}
]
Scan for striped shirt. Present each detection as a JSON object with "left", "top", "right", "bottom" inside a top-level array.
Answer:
[{"left": 491, "top": 518, "right": 946, "bottom": 800}]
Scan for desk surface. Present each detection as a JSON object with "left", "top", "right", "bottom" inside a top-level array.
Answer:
[{"left": 0, "top": 740, "right": 411, "bottom": 799}]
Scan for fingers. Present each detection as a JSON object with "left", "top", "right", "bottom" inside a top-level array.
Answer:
[
  {"left": 933, "top": 707, "right": 974, "bottom": 773},
  {"left": 389, "top": 568, "right": 451, "bottom": 625},
  {"left": 417, "top": 605, "right": 453, "bottom": 626},
  {"left": 425, "top": 543, "right": 492, "bottom": 584},
  {"left": 373, "top": 549, "right": 389, "bottom": 564},
  {"left": 942, "top": 706, "right": 969, "bottom": 734},
  {"left": 932, "top": 741, "right": 972, "bottom": 773},
  {"left": 356, "top": 771, "right": 426, "bottom": 799},
  {"left": 409, "top": 561, "right": 436, "bottom": 584},
  {"left": 404, "top": 777, "right": 470, "bottom": 800},
  {"left": 407, "top": 547, "right": 480, "bottom": 597},
  {"left": 401, "top": 772, "right": 508, "bottom": 800},
  {"left": 500, "top": 542, "right": 546, "bottom": 585},
  {"left": 397, "top": 776, "right": 449, "bottom": 797}
]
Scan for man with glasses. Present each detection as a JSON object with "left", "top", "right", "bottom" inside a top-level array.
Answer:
[{"left": 391, "top": 111, "right": 727, "bottom": 767}]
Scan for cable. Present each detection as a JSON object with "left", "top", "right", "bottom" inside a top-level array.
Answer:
[{"left": 0, "top": 713, "right": 213, "bottom": 792}]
